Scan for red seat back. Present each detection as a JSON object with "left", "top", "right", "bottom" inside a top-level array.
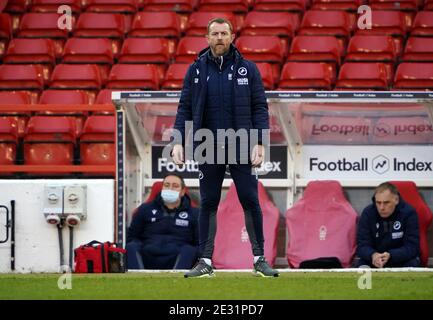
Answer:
[
  {"left": 107, "top": 64, "right": 160, "bottom": 90},
  {"left": 390, "top": 181, "right": 433, "bottom": 267},
  {"left": 186, "top": 11, "right": 237, "bottom": 36},
  {"left": 213, "top": 182, "right": 280, "bottom": 269},
  {"left": 336, "top": 62, "right": 389, "bottom": 90},
  {"left": 393, "top": 62, "right": 433, "bottom": 90},
  {"left": 161, "top": 63, "right": 190, "bottom": 90},
  {"left": 286, "top": 180, "right": 358, "bottom": 268},
  {"left": 279, "top": 62, "right": 335, "bottom": 90},
  {"left": 174, "top": 36, "right": 208, "bottom": 63},
  {"left": 129, "top": 12, "right": 180, "bottom": 38}
]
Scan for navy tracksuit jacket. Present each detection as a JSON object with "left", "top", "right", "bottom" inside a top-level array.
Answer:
[
  {"left": 126, "top": 194, "right": 199, "bottom": 269},
  {"left": 356, "top": 197, "right": 420, "bottom": 267},
  {"left": 173, "top": 45, "right": 270, "bottom": 259}
]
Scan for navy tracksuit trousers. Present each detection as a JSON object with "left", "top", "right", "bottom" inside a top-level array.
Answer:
[{"left": 198, "top": 162, "right": 264, "bottom": 259}]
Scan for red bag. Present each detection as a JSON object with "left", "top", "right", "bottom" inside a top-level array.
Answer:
[{"left": 74, "top": 240, "right": 127, "bottom": 273}]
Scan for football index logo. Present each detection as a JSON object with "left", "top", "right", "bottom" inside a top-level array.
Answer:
[{"left": 372, "top": 155, "right": 389, "bottom": 174}]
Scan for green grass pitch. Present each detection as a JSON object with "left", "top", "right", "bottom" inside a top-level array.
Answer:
[{"left": 1, "top": 272, "right": 433, "bottom": 300}]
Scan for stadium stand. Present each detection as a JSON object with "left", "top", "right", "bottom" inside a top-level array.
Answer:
[
  {"left": 213, "top": 182, "right": 280, "bottom": 269},
  {"left": 285, "top": 180, "right": 358, "bottom": 268}
]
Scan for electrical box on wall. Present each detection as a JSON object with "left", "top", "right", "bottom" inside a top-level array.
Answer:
[
  {"left": 43, "top": 185, "right": 63, "bottom": 215},
  {"left": 63, "top": 185, "right": 87, "bottom": 218}
]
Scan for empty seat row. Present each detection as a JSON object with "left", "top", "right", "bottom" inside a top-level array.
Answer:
[
  {"left": 0, "top": 115, "right": 115, "bottom": 176},
  {"left": 1, "top": 60, "right": 432, "bottom": 91},
  {"left": 5, "top": 0, "right": 433, "bottom": 15},
  {"left": 1, "top": 10, "right": 433, "bottom": 41}
]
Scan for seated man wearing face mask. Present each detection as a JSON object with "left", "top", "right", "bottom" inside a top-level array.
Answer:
[{"left": 126, "top": 174, "right": 199, "bottom": 269}]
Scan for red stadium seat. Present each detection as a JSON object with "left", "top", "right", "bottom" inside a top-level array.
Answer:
[
  {"left": 39, "top": 89, "right": 92, "bottom": 105},
  {"left": 355, "top": 10, "right": 407, "bottom": 38},
  {"left": 335, "top": 62, "right": 389, "bottom": 90},
  {"left": 241, "top": 11, "right": 299, "bottom": 37},
  {"left": 393, "top": 62, "right": 433, "bottom": 90},
  {"left": 79, "top": 115, "right": 115, "bottom": 174},
  {"left": 18, "top": 13, "right": 73, "bottom": 38},
  {"left": 62, "top": 37, "right": 114, "bottom": 84},
  {"left": 5, "top": 0, "right": 29, "bottom": 13},
  {"left": 50, "top": 64, "right": 102, "bottom": 90},
  {"left": 0, "top": 117, "right": 18, "bottom": 165},
  {"left": 107, "top": 64, "right": 160, "bottom": 90},
  {"left": 311, "top": 0, "right": 362, "bottom": 11},
  {"left": 4, "top": 38, "right": 56, "bottom": 65},
  {"left": 286, "top": 180, "right": 358, "bottom": 268},
  {"left": 0, "top": 14, "right": 12, "bottom": 61},
  {"left": 186, "top": 11, "right": 237, "bottom": 36},
  {"left": 119, "top": 38, "right": 171, "bottom": 82},
  {"left": 254, "top": 0, "right": 308, "bottom": 12},
  {"left": 369, "top": 0, "right": 420, "bottom": 11},
  {"left": 288, "top": 36, "right": 343, "bottom": 66},
  {"left": 38, "top": 89, "right": 91, "bottom": 136},
  {"left": 142, "top": 0, "right": 196, "bottom": 12},
  {"left": 346, "top": 35, "right": 398, "bottom": 63},
  {"left": 95, "top": 89, "right": 116, "bottom": 115},
  {"left": 0, "top": 91, "right": 36, "bottom": 138},
  {"left": 23, "top": 116, "right": 76, "bottom": 169},
  {"left": 31, "top": 0, "right": 83, "bottom": 13},
  {"left": 279, "top": 62, "right": 335, "bottom": 90},
  {"left": 389, "top": 181, "right": 433, "bottom": 267},
  {"left": 236, "top": 35, "right": 285, "bottom": 82},
  {"left": 198, "top": 0, "right": 249, "bottom": 13},
  {"left": 213, "top": 182, "right": 280, "bottom": 269},
  {"left": 402, "top": 37, "right": 433, "bottom": 62},
  {"left": 129, "top": 12, "right": 180, "bottom": 38},
  {"left": 256, "top": 62, "right": 275, "bottom": 90},
  {"left": 161, "top": 63, "right": 189, "bottom": 90},
  {"left": 0, "top": 64, "right": 45, "bottom": 91},
  {"left": 96, "top": 88, "right": 115, "bottom": 104},
  {"left": 119, "top": 38, "right": 171, "bottom": 63},
  {"left": 411, "top": 11, "right": 433, "bottom": 37},
  {"left": 75, "top": 12, "right": 125, "bottom": 38},
  {"left": 425, "top": 0, "right": 433, "bottom": 9},
  {"left": 174, "top": 36, "right": 208, "bottom": 63},
  {"left": 84, "top": 0, "right": 138, "bottom": 13},
  {"left": 236, "top": 35, "right": 285, "bottom": 63},
  {"left": 298, "top": 10, "right": 354, "bottom": 40},
  {"left": 63, "top": 38, "right": 114, "bottom": 65}
]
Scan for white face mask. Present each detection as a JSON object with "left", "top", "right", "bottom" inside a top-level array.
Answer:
[{"left": 161, "top": 189, "right": 180, "bottom": 204}]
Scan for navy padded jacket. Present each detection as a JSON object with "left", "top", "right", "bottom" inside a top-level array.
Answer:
[
  {"left": 173, "top": 44, "right": 269, "bottom": 147},
  {"left": 126, "top": 194, "right": 199, "bottom": 255},
  {"left": 356, "top": 197, "right": 420, "bottom": 264}
]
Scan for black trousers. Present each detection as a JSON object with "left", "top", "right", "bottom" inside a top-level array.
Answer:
[{"left": 198, "top": 163, "right": 265, "bottom": 259}]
